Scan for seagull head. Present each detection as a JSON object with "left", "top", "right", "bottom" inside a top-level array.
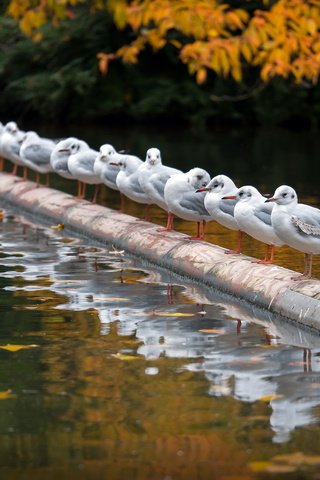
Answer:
[
  {"left": 146, "top": 147, "right": 162, "bottom": 166},
  {"left": 265, "top": 185, "right": 297, "bottom": 205},
  {"left": 196, "top": 174, "right": 236, "bottom": 194},
  {"left": 5, "top": 121, "right": 18, "bottom": 135},
  {"left": 99, "top": 144, "right": 116, "bottom": 163},
  {"left": 187, "top": 168, "right": 210, "bottom": 190},
  {"left": 223, "top": 185, "right": 261, "bottom": 202}
]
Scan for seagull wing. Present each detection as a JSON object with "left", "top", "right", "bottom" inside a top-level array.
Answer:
[
  {"left": 219, "top": 198, "right": 237, "bottom": 218},
  {"left": 180, "top": 191, "right": 210, "bottom": 217},
  {"left": 291, "top": 204, "right": 320, "bottom": 236},
  {"left": 254, "top": 204, "right": 273, "bottom": 226}
]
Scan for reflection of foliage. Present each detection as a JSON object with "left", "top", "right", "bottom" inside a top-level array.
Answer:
[{"left": 1, "top": 2, "right": 320, "bottom": 125}]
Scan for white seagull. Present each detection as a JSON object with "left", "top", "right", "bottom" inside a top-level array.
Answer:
[
  {"left": 111, "top": 153, "right": 153, "bottom": 219},
  {"left": 0, "top": 121, "right": 26, "bottom": 176},
  {"left": 266, "top": 185, "right": 320, "bottom": 279},
  {"left": 138, "top": 147, "right": 182, "bottom": 228},
  {"left": 163, "top": 167, "right": 211, "bottom": 240},
  {"left": 224, "top": 185, "right": 283, "bottom": 263},
  {"left": 66, "top": 139, "right": 101, "bottom": 202},
  {"left": 196, "top": 174, "right": 243, "bottom": 254},
  {"left": 19, "top": 131, "right": 56, "bottom": 185},
  {"left": 50, "top": 137, "right": 79, "bottom": 181}
]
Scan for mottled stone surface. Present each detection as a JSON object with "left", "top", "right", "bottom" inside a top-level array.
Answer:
[{"left": 0, "top": 173, "right": 320, "bottom": 330}]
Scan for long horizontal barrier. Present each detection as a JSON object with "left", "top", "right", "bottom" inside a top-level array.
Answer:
[{"left": 0, "top": 173, "right": 320, "bottom": 331}]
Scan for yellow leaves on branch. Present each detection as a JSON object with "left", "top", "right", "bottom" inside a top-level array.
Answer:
[{"left": 6, "top": 0, "right": 320, "bottom": 84}]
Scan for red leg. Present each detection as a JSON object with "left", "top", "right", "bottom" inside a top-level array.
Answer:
[
  {"left": 158, "top": 212, "right": 174, "bottom": 232},
  {"left": 189, "top": 221, "right": 205, "bottom": 240},
  {"left": 92, "top": 184, "right": 100, "bottom": 204},
  {"left": 292, "top": 253, "right": 313, "bottom": 280}
]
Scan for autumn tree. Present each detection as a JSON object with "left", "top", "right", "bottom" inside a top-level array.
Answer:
[{"left": 6, "top": 0, "right": 320, "bottom": 87}]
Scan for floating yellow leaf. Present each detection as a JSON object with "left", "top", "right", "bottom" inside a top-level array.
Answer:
[
  {"left": 112, "top": 353, "right": 139, "bottom": 361},
  {"left": 249, "top": 461, "right": 272, "bottom": 472},
  {"left": 51, "top": 224, "right": 64, "bottom": 231},
  {"left": 0, "top": 389, "right": 15, "bottom": 400},
  {"left": 155, "top": 312, "right": 194, "bottom": 317},
  {"left": 199, "top": 329, "right": 225, "bottom": 333},
  {"left": 0, "top": 344, "right": 38, "bottom": 352},
  {"left": 259, "top": 394, "right": 284, "bottom": 402}
]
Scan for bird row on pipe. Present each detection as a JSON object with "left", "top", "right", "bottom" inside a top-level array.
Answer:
[{"left": 0, "top": 120, "right": 319, "bottom": 280}]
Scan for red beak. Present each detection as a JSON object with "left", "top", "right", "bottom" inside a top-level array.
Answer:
[
  {"left": 222, "top": 195, "right": 237, "bottom": 200},
  {"left": 196, "top": 187, "right": 209, "bottom": 193},
  {"left": 265, "top": 197, "right": 276, "bottom": 203}
]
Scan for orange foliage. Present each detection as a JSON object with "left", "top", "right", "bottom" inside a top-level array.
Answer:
[{"left": 6, "top": 0, "right": 320, "bottom": 84}]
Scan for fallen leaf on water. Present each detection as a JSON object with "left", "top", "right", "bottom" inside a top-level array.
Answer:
[
  {"left": 250, "top": 356, "right": 264, "bottom": 362},
  {"left": 259, "top": 394, "right": 284, "bottom": 402},
  {"left": 112, "top": 353, "right": 139, "bottom": 361},
  {"left": 51, "top": 223, "right": 64, "bottom": 231},
  {"left": 109, "top": 245, "right": 125, "bottom": 254},
  {"left": 249, "top": 461, "right": 272, "bottom": 472},
  {"left": 0, "top": 344, "right": 38, "bottom": 352},
  {"left": 53, "top": 279, "right": 83, "bottom": 283},
  {"left": 130, "top": 311, "right": 194, "bottom": 317},
  {"left": 199, "top": 329, "right": 225, "bottom": 334},
  {"left": 0, "top": 389, "right": 15, "bottom": 400}
]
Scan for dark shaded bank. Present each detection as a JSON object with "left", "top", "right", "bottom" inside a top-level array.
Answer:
[{"left": 0, "top": 173, "right": 320, "bottom": 331}]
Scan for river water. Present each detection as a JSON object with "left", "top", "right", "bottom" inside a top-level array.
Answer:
[{"left": 0, "top": 124, "right": 320, "bottom": 479}]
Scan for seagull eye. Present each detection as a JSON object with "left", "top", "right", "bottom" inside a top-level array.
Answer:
[
  {"left": 213, "top": 182, "right": 219, "bottom": 188},
  {"left": 282, "top": 192, "right": 288, "bottom": 197},
  {"left": 248, "top": 192, "right": 252, "bottom": 197},
  {"left": 197, "top": 175, "right": 203, "bottom": 180},
  {"left": 239, "top": 191, "right": 244, "bottom": 197}
]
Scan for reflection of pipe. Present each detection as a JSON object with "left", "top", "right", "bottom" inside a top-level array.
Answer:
[{"left": 1, "top": 172, "right": 320, "bottom": 330}]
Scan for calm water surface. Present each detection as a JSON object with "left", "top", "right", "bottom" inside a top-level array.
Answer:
[{"left": 0, "top": 209, "right": 320, "bottom": 480}]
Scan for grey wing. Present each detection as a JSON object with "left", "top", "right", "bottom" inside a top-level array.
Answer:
[
  {"left": 150, "top": 173, "right": 170, "bottom": 197},
  {"left": 219, "top": 198, "right": 237, "bottom": 217},
  {"left": 130, "top": 172, "right": 145, "bottom": 195},
  {"left": 254, "top": 204, "right": 272, "bottom": 226},
  {"left": 180, "top": 191, "right": 210, "bottom": 216},
  {"left": 78, "top": 151, "right": 98, "bottom": 172},
  {"left": 24, "top": 143, "right": 53, "bottom": 163},
  {"left": 292, "top": 204, "right": 320, "bottom": 236}
]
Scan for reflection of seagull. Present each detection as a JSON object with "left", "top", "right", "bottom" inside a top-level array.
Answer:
[
  {"left": 266, "top": 185, "right": 320, "bottom": 279},
  {"left": 66, "top": 139, "right": 101, "bottom": 202},
  {"left": 19, "top": 131, "right": 55, "bottom": 185},
  {"left": 138, "top": 147, "right": 182, "bottom": 229},
  {"left": 197, "top": 174, "right": 243, "bottom": 254},
  {"left": 224, "top": 185, "right": 283, "bottom": 263},
  {"left": 163, "top": 167, "right": 211, "bottom": 240},
  {"left": 50, "top": 137, "right": 79, "bottom": 180}
]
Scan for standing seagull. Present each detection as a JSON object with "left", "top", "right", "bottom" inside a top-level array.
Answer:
[
  {"left": 0, "top": 121, "right": 26, "bottom": 176},
  {"left": 111, "top": 153, "right": 153, "bottom": 219},
  {"left": 19, "top": 131, "right": 55, "bottom": 185},
  {"left": 50, "top": 137, "right": 79, "bottom": 181},
  {"left": 66, "top": 139, "right": 101, "bottom": 202},
  {"left": 196, "top": 174, "right": 243, "bottom": 254},
  {"left": 163, "top": 167, "right": 211, "bottom": 240},
  {"left": 224, "top": 185, "right": 283, "bottom": 263},
  {"left": 266, "top": 185, "right": 320, "bottom": 279},
  {"left": 138, "top": 147, "right": 182, "bottom": 228}
]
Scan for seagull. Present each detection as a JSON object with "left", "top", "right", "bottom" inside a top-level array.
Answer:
[
  {"left": 94, "top": 144, "right": 120, "bottom": 192},
  {"left": 223, "top": 185, "right": 283, "bottom": 263},
  {"left": 66, "top": 139, "right": 101, "bottom": 202},
  {"left": 0, "top": 121, "right": 26, "bottom": 176},
  {"left": 196, "top": 174, "right": 243, "bottom": 254},
  {"left": 111, "top": 153, "right": 153, "bottom": 219},
  {"left": 50, "top": 137, "right": 79, "bottom": 181},
  {"left": 266, "top": 185, "right": 320, "bottom": 279},
  {"left": 19, "top": 131, "right": 56, "bottom": 185},
  {"left": 138, "top": 147, "right": 182, "bottom": 228},
  {"left": 163, "top": 167, "right": 211, "bottom": 240}
]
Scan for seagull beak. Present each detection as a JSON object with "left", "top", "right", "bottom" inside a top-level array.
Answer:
[
  {"left": 265, "top": 197, "right": 276, "bottom": 203},
  {"left": 58, "top": 148, "right": 70, "bottom": 153},
  {"left": 109, "top": 162, "right": 119, "bottom": 166},
  {"left": 222, "top": 195, "right": 237, "bottom": 200},
  {"left": 196, "top": 187, "right": 209, "bottom": 193}
]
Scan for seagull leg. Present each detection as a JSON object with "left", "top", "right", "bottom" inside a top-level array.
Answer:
[
  {"left": 23, "top": 166, "right": 28, "bottom": 181},
  {"left": 253, "top": 244, "right": 275, "bottom": 264},
  {"left": 189, "top": 220, "right": 206, "bottom": 240},
  {"left": 225, "top": 230, "right": 243, "bottom": 255},
  {"left": 11, "top": 164, "right": 18, "bottom": 176},
  {"left": 92, "top": 184, "right": 100, "bottom": 204},
  {"left": 292, "top": 253, "right": 313, "bottom": 280},
  {"left": 157, "top": 212, "right": 174, "bottom": 232},
  {"left": 76, "top": 181, "right": 82, "bottom": 198},
  {"left": 0, "top": 157, "right": 4, "bottom": 171}
]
